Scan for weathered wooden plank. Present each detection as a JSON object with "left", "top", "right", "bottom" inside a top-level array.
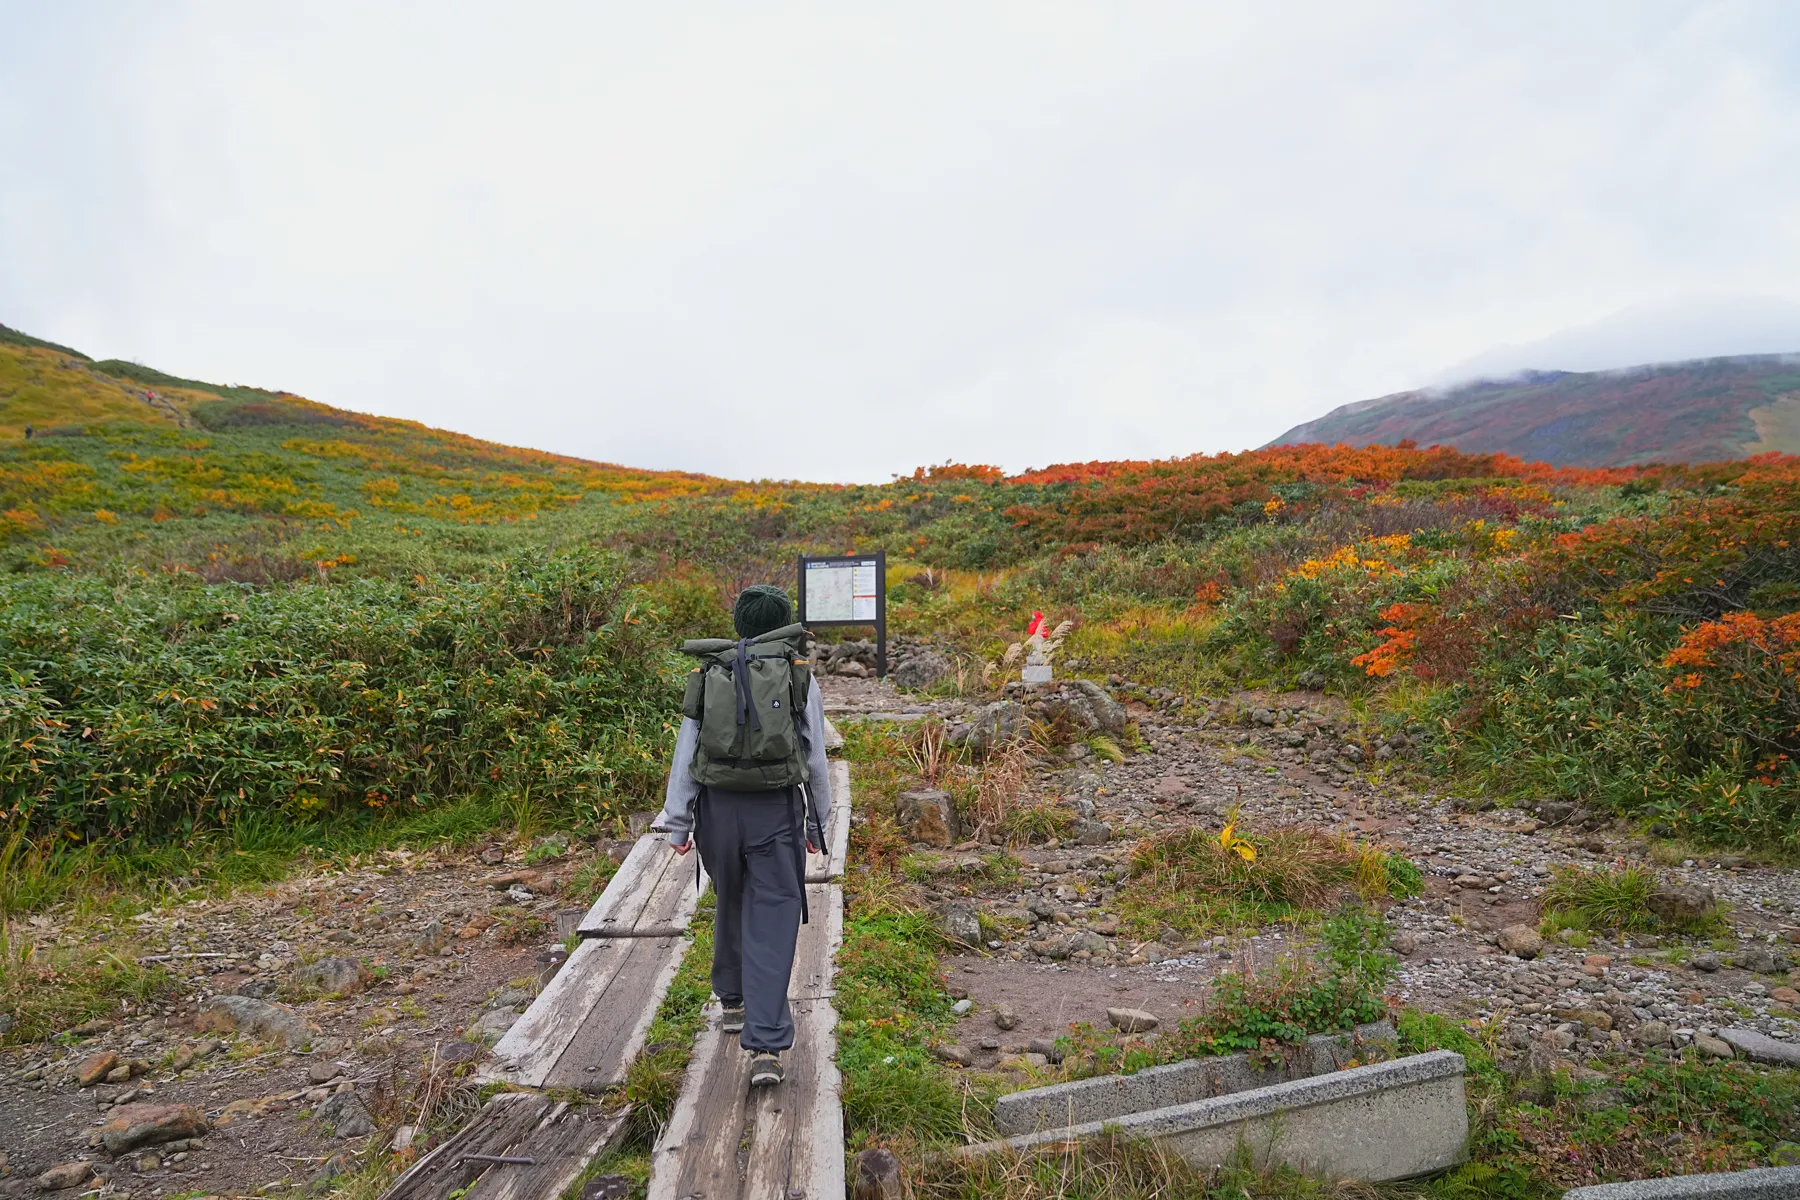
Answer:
[
  {"left": 741, "top": 999, "right": 844, "bottom": 1200},
  {"left": 380, "top": 1092, "right": 553, "bottom": 1200},
  {"left": 574, "top": 833, "right": 663, "bottom": 934},
  {"left": 464, "top": 1100, "right": 632, "bottom": 1200},
  {"left": 484, "top": 938, "right": 621, "bottom": 1087},
  {"left": 647, "top": 1008, "right": 754, "bottom": 1200},
  {"left": 542, "top": 934, "right": 690, "bottom": 1093},
  {"left": 790, "top": 884, "right": 842, "bottom": 1001},
  {"left": 580, "top": 833, "right": 709, "bottom": 938},
  {"left": 487, "top": 933, "right": 690, "bottom": 1090}
]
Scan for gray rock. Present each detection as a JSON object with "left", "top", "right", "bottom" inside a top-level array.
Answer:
[
  {"left": 931, "top": 1042, "right": 975, "bottom": 1066},
  {"left": 307, "top": 1061, "right": 345, "bottom": 1085},
  {"left": 196, "top": 996, "right": 319, "bottom": 1048},
  {"left": 893, "top": 651, "right": 951, "bottom": 691},
  {"left": 938, "top": 905, "right": 982, "bottom": 947},
  {"left": 315, "top": 1089, "right": 376, "bottom": 1138},
  {"left": 1691, "top": 952, "right": 1721, "bottom": 973},
  {"left": 1061, "top": 681, "right": 1128, "bottom": 737},
  {"left": 1693, "top": 1033, "right": 1735, "bottom": 1060},
  {"left": 34, "top": 1163, "right": 94, "bottom": 1192},
  {"left": 965, "top": 701, "right": 1026, "bottom": 753},
  {"left": 1563, "top": 1165, "right": 1800, "bottom": 1198},
  {"left": 994, "top": 1004, "right": 1021, "bottom": 1031},
  {"left": 470, "top": 1009, "right": 519, "bottom": 1044},
  {"left": 99, "top": 1102, "right": 207, "bottom": 1154},
  {"left": 1390, "top": 932, "right": 1420, "bottom": 956},
  {"left": 1648, "top": 882, "right": 1716, "bottom": 927},
  {"left": 1107, "top": 1007, "right": 1159, "bottom": 1034},
  {"left": 1070, "top": 820, "right": 1112, "bottom": 847},
  {"left": 290, "top": 956, "right": 367, "bottom": 997},
  {"left": 1029, "top": 1037, "right": 1066, "bottom": 1064},
  {"left": 0, "top": 1012, "right": 13, "bottom": 1038},
  {"left": 951, "top": 998, "right": 974, "bottom": 1017},
  {"left": 1497, "top": 924, "right": 1544, "bottom": 959},
  {"left": 414, "top": 920, "right": 447, "bottom": 952},
  {"left": 1718, "top": 1027, "right": 1800, "bottom": 1067},
  {"left": 1633, "top": 1020, "right": 1673, "bottom": 1048}
]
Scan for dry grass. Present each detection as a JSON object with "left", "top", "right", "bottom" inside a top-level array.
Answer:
[{"left": 1119, "top": 820, "right": 1420, "bottom": 937}]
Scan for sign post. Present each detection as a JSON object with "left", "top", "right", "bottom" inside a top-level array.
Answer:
[{"left": 796, "top": 551, "right": 887, "bottom": 678}]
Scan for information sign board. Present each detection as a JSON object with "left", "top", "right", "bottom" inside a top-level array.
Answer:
[{"left": 797, "top": 551, "right": 887, "bottom": 677}]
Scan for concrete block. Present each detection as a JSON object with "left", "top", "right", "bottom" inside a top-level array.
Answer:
[
  {"left": 993, "top": 1020, "right": 1397, "bottom": 1136},
  {"left": 1561, "top": 1166, "right": 1800, "bottom": 1198},
  {"left": 961, "top": 1050, "right": 1468, "bottom": 1183}
]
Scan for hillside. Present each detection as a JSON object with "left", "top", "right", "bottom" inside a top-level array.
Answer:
[
  {"left": 0, "top": 322, "right": 721, "bottom": 575},
  {"left": 1268, "top": 353, "right": 1800, "bottom": 466}
]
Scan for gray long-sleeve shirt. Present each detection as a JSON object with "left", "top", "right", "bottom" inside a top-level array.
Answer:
[{"left": 654, "top": 682, "right": 833, "bottom": 847}]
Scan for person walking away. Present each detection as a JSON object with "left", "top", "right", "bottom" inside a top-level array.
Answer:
[{"left": 654, "top": 585, "right": 832, "bottom": 1087}]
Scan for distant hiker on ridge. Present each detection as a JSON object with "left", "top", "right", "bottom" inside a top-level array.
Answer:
[{"left": 654, "top": 584, "right": 831, "bottom": 1088}]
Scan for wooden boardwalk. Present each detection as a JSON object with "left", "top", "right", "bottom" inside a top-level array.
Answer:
[
  {"left": 646, "top": 883, "right": 845, "bottom": 1200},
  {"left": 389, "top": 736, "right": 853, "bottom": 1200}
]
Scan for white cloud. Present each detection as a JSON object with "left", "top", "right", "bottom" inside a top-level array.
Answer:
[{"left": 3, "top": 1, "right": 1800, "bottom": 480}]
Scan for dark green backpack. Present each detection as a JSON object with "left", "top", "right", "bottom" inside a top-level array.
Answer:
[{"left": 681, "top": 623, "right": 813, "bottom": 791}]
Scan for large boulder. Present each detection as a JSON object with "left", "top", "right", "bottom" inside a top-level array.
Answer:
[
  {"left": 315, "top": 1089, "right": 376, "bottom": 1138},
  {"left": 962, "top": 701, "right": 1026, "bottom": 753},
  {"left": 1497, "top": 924, "right": 1544, "bottom": 959},
  {"left": 1648, "top": 882, "right": 1716, "bottom": 928},
  {"left": 937, "top": 904, "right": 982, "bottom": 946},
  {"left": 893, "top": 650, "right": 951, "bottom": 691},
  {"left": 1060, "top": 681, "right": 1128, "bottom": 737},
  {"left": 196, "top": 995, "right": 319, "bottom": 1048},
  {"left": 100, "top": 1102, "right": 208, "bottom": 1153}
]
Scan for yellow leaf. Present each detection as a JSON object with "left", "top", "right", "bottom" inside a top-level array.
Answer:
[{"left": 1235, "top": 844, "right": 1257, "bottom": 862}]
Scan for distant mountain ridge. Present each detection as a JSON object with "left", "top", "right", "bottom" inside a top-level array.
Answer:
[{"left": 1269, "top": 353, "right": 1800, "bottom": 466}]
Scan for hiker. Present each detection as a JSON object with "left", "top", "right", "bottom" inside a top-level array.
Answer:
[{"left": 654, "top": 584, "right": 832, "bottom": 1088}]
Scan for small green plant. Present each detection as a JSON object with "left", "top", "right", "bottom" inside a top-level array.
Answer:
[
  {"left": 1542, "top": 865, "right": 1721, "bottom": 935},
  {"left": 1167, "top": 907, "right": 1396, "bottom": 1060}
]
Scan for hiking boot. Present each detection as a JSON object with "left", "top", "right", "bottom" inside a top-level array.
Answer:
[
  {"left": 748, "top": 1051, "right": 783, "bottom": 1087},
  {"left": 721, "top": 1004, "right": 746, "bottom": 1034}
]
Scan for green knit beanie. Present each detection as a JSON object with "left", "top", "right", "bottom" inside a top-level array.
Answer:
[{"left": 733, "top": 584, "right": 794, "bottom": 639}]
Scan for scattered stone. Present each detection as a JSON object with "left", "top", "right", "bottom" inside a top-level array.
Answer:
[
  {"left": 1390, "top": 932, "right": 1419, "bottom": 956},
  {"left": 457, "top": 914, "right": 498, "bottom": 940},
  {"left": 1647, "top": 882, "right": 1715, "bottom": 926},
  {"left": 1028, "top": 1038, "right": 1066, "bottom": 1064},
  {"left": 290, "top": 956, "right": 368, "bottom": 996},
  {"left": 169, "top": 1045, "right": 196, "bottom": 1072},
  {"left": 1633, "top": 1020, "right": 1672, "bottom": 1048},
  {"left": 898, "top": 790, "right": 956, "bottom": 847},
  {"left": 100, "top": 1103, "right": 208, "bottom": 1154},
  {"left": 993, "top": 1004, "right": 1021, "bottom": 1031},
  {"left": 1691, "top": 952, "right": 1721, "bottom": 973},
  {"left": 950, "top": 999, "right": 973, "bottom": 1017},
  {"left": 470, "top": 1009, "right": 518, "bottom": 1044},
  {"left": 134, "top": 1153, "right": 160, "bottom": 1173},
  {"left": 315, "top": 1089, "right": 376, "bottom": 1138},
  {"left": 893, "top": 650, "right": 951, "bottom": 691},
  {"left": 1772, "top": 986, "right": 1800, "bottom": 1005},
  {"left": 414, "top": 920, "right": 447, "bottom": 952},
  {"left": 197, "top": 996, "right": 319, "bottom": 1048},
  {"left": 104, "top": 1064, "right": 132, "bottom": 1084},
  {"left": 75, "top": 1052, "right": 119, "bottom": 1087},
  {"left": 963, "top": 701, "right": 1026, "bottom": 753},
  {"left": 67, "top": 1018, "right": 114, "bottom": 1037},
  {"left": 930, "top": 1043, "right": 974, "bottom": 1067},
  {"left": 1496, "top": 925, "right": 1543, "bottom": 959},
  {"left": 307, "top": 1061, "right": 344, "bottom": 1085},
  {"left": 1693, "top": 1033, "right": 1735, "bottom": 1060},
  {"left": 32, "top": 1163, "right": 92, "bottom": 1192},
  {"left": 1106, "top": 1007, "right": 1159, "bottom": 1034}
]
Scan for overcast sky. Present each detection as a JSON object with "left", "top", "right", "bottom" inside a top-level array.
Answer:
[{"left": 4, "top": 3, "right": 1800, "bottom": 481}]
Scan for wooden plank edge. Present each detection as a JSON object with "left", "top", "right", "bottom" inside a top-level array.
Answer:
[
  {"left": 574, "top": 832, "right": 665, "bottom": 935},
  {"left": 546, "top": 931, "right": 694, "bottom": 1091}
]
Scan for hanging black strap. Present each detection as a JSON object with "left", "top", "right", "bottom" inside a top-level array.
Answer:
[
  {"left": 733, "top": 639, "right": 762, "bottom": 732},
  {"left": 789, "top": 787, "right": 810, "bottom": 926}
]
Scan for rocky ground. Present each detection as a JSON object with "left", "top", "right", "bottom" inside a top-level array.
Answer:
[
  {"left": 819, "top": 662, "right": 1800, "bottom": 1076},
  {"left": 3, "top": 663, "right": 1797, "bottom": 1197},
  {"left": 0, "top": 839, "right": 630, "bottom": 1197}
]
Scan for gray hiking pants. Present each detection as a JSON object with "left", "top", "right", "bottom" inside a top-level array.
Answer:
[{"left": 694, "top": 787, "right": 806, "bottom": 1052}]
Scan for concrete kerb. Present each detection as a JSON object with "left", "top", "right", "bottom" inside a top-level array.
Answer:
[
  {"left": 993, "top": 1020, "right": 1399, "bottom": 1136},
  {"left": 1561, "top": 1166, "right": 1800, "bottom": 1199},
  {"left": 958, "top": 1050, "right": 1470, "bottom": 1184}
]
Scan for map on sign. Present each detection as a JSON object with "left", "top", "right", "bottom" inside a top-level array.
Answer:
[{"left": 805, "top": 559, "right": 879, "bottom": 622}]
